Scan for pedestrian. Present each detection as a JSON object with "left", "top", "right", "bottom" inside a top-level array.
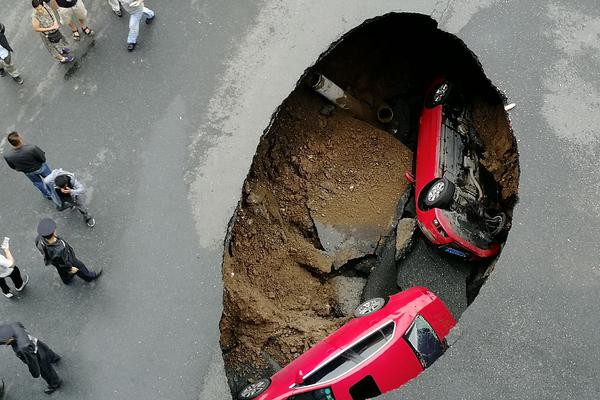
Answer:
[
  {"left": 107, "top": 0, "right": 122, "bottom": 17},
  {"left": 3, "top": 132, "right": 53, "bottom": 200},
  {"left": 0, "top": 237, "right": 29, "bottom": 299},
  {"left": 0, "top": 322, "right": 62, "bottom": 394},
  {"left": 52, "top": 0, "right": 94, "bottom": 42},
  {"left": 31, "top": 0, "right": 74, "bottom": 64},
  {"left": 119, "top": 0, "right": 155, "bottom": 51},
  {"left": 43, "top": 168, "right": 96, "bottom": 227},
  {"left": 0, "top": 23, "right": 24, "bottom": 85},
  {"left": 35, "top": 218, "right": 102, "bottom": 284}
]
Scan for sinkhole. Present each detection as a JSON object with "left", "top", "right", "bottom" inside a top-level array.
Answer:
[{"left": 219, "top": 12, "right": 520, "bottom": 399}]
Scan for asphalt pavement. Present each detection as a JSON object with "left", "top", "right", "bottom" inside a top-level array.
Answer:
[
  {"left": 2, "top": 1, "right": 599, "bottom": 399},
  {"left": 0, "top": 1, "right": 259, "bottom": 399}
]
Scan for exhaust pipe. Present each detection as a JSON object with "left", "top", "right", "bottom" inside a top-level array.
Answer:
[{"left": 308, "top": 73, "right": 373, "bottom": 121}]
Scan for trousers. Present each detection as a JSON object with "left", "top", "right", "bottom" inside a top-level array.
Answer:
[
  {"left": 24, "top": 163, "right": 52, "bottom": 198},
  {"left": 57, "top": 196, "right": 91, "bottom": 220},
  {"left": 56, "top": 258, "right": 97, "bottom": 284},
  {"left": 127, "top": 7, "right": 154, "bottom": 44},
  {"left": 36, "top": 340, "right": 61, "bottom": 387},
  {"left": 0, "top": 266, "right": 24, "bottom": 294},
  {"left": 0, "top": 54, "right": 19, "bottom": 78}
]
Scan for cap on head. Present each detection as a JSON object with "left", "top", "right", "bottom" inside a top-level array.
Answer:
[{"left": 37, "top": 218, "right": 56, "bottom": 238}]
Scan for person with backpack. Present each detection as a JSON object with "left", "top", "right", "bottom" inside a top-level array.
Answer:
[
  {"left": 43, "top": 168, "right": 95, "bottom": 227},
  {"left": 35, "top": 218, "right": 102, "bottom": 285}
]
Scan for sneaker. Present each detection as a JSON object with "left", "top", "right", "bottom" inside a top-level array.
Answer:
[
  {"left": 60, "top": 55, "right": 74, "bottom": 64},
  {"left": 3, "top": 292, "right": 13, "bottom": 299},
  {"left": 113, "top": 8, "right": 122, "bottom": 17},
  {"left": 85, "top": 217, "right": 96, "bottom": 228},
  {"left": 127, "top": 43, "right": 136, "bottom": 52},
  {"left": 15, "top": 273, "right": 29, "bottom": 292},
  {"left": 44, "top": 379, "right": 62, "bottom": 394},
  {"left": 0, "top": 68, "right": 5, "bottom": 77},
  {"left": 61, "top": 48, "right": 71, "bottom": 55},
  {"left": 145, "top": 15, "right": 155, "bottom": 24},
  {"left": 13, "top": 76, "right": 24, "bottom": 85}
]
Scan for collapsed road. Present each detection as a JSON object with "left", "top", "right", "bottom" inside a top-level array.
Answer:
[{"left": 219, "top": 13, "right": 519, "bottom": 397}]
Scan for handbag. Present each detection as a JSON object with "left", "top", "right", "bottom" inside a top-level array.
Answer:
[
  {"left": 42, "top": 4, "right": 62, "bottom": 43},
  {"left": 46, "top": 29, "right": 62, "bottom": 43}
]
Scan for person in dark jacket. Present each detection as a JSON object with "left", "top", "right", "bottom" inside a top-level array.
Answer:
[
  {"left": 0, "top": 23, "right": 24, "bottom": 85},
  {"left": 0, "top": 322, "right": 62, "bottom": 394},
  {"left": 35, "top": 218, "right": 102, "bottom": 284},
  {"left": 3, "top": 132, "right": 52, "bottom": 199}
]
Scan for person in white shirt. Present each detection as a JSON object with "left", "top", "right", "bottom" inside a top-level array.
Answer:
[
  {"left": 0, "top": 23, "right": 23, "bottom": 85},
  {"left": 119, "top": 0, "right": 155, "bottom": 51},
  {"left": 0, "top": 239, "right": 29, "bottom": 299}
]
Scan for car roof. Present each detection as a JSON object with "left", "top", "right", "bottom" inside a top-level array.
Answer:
[{"left": 266, "top": 287, "right": 437, "bottom": 393}]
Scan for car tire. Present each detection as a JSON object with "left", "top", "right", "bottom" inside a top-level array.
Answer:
[
  {"left": 238, "top": 378, "right": 271, "bottom": 400},
  {"left": 424, "top": 178, "right": 455, "bottom": 209},
  {"left": 354, "top": 297, "right": 386, "bottom": 318},
  {"left": 426, "top": 81, "right": 452, "bottom": 108}
]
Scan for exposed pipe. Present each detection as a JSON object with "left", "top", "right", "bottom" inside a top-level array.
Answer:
[
  {"left": 376, "top": 104, "right": 394, "bottom": 123},
  {"left": 308, "top": 73, "right": 373, "bottom": 121}
]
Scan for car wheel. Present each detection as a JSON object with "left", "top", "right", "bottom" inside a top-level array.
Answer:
[
  {"left": 354, "top": 297, "right": 386, "bottom": 318},
  {"left": 424, "top": 178, "right": 455, "bottom": 209},
  {"left": 426, "top": 82, "right": 452, "bottom": 108},
  {"left": 238, "top": 378, "right": 271, "bottom": 400}
]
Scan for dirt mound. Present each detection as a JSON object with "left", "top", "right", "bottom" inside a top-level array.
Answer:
[{"left": 220, "top": 88, "right": 412, "bottom": 382}]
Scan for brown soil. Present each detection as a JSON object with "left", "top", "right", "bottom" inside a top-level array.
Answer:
[
  {"left": 473, "top": 103, "right": 520, "bottom": 204},
  {"left": 220, "top": 87, "right": 412, "bottom": 380}
]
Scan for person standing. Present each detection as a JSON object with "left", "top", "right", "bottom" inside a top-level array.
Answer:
[
  {"left": 3, "top": 132, "right": 53, "bottom": 200},
  {"left": 52, "top": 0, "right": 94, "bottom": 42},
  {"left": 107, "top": 0, "right": 122, "bottom": 17},
  {"left": 119, "top": 0, "right": 155, "bottom": 51},
  {"left": 0, "top": 322, "right": 62, "bottom": 394},
  {"left": 0, "top": 23, "right": 24, "bottom": 85},
  {"left": 43, "top": 168, "right": 96, "bottom": 227},
  {"left": 0, "top": 237, "right": 29, "bottom": 299},
  {"left": 35, "top": 218, "right": 102, "bottom": 284},
  {"left": 31, "top": 0, "right": 74, "bottom": 64}
]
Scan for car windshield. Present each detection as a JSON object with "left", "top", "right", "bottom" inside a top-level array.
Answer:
[
  {"left": 301, "top": 322, "right": 394, "bottom": 386},
  {"left": 403, "top": 315, "right": 444, "bottom": 368}
]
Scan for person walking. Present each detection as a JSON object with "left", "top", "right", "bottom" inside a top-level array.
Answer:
[
  {"left": 31, "top": 0, "right": 74, "bottom": 64},
  {"left": 3, "top": 132, "right": 53, "bottom": 200},
  {"left": 52, "top": 0, "right": 94, "bottom": 42},
  {"left": 119, "top": 0, "right": 155, "bottom": 51},
  {"left": 107, "top": 0, "right": 122, "bottom": 17},
  {"left": 35, "top": 218, "right": 102, "bottom": 284},
  {"left": 0, "top": 237, "right": 29, "bottom": 299},
  {"left": 0, "top": 23, "right": 24, "bottom": 85},
  {"left": 43, "top": 168, "right": 96, "bottom": 227},
  {"left": 0, "top": 322, "right": 62, "bottom": 394}
]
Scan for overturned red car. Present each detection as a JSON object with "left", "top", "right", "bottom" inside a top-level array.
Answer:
[
  {"left": 237, "top": 287, "right": 456, "bottom": 400},
  {"left": 414, "top": 80, "right": 506, "bottom": 260}
]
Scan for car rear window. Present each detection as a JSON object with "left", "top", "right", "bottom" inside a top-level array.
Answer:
[
  {"left": 301, "top": 322, "right": 395, "bottom": 386},
  {"left": 403, "top": 315, "right": 445, "bottom": 368}
]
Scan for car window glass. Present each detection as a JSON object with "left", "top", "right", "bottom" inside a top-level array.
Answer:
[
  {"left": 302, "top": 322, "right": 394, "bottom": 386},
  {"left": 289, "top": 387, "right": 335, "bottom": 399},
  {"left": 403, "top": 315, "right": 444, "bottom": 368}
]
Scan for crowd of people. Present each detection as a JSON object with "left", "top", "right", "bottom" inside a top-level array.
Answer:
[
  {"left": 0, "top": 0, "right": 156, "bottom": 85},
  {"left": 0, "top": 1, "right": 156, "bottom": 395}
]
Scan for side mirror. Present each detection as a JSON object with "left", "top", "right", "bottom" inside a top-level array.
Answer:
[{"left": 294, "top": 370, "right": 304, "bottom": 385}]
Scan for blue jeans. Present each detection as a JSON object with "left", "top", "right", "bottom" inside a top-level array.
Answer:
[
  {"left": 128, "top": 7, "right": 155, "bottom": 44},
  {"left": 24, "top": 163, "right": 52, "bottom": 198}
]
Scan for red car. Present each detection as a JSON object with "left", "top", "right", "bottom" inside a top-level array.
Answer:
[
  {"left": 414, "top": 80, "right": 506, "bottom": 260},
  {"left": 237, "top": 287, "right": 456, "bottom": 400}
]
